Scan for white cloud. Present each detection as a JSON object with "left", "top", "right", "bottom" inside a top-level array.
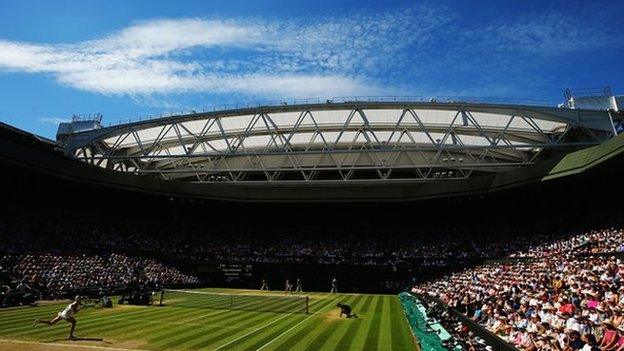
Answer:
[
  {"left": 88, "top": 18, "right": 267, "bottom": 57},
  {"left": 0, "top": 13, "right": 428, "bottom": 97},
  {"left": 0, "top": 3, "right": 621, "bottom": 100}
]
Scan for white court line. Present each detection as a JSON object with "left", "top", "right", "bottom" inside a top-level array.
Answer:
[
  {"left": 0, "top": 338, "right": 149, "bottom": 351},
  {"left": 211, "top": 312, "right": 295, "bottom": 351},
  {"left": 255, "top": 298, "right": 340, "bottom": 351}
]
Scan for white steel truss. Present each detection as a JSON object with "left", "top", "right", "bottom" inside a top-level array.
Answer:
[{"left": 61, "top": 102, "right": 614, "bottom": 183}]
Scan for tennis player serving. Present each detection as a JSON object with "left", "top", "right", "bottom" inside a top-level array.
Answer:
[{"left": 33, "top": 295, "right": 82, "bottom": 340}]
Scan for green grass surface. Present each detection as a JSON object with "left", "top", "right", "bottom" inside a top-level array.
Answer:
[{"left": 0, "top": 288, "right": 417, "bottom": 351}]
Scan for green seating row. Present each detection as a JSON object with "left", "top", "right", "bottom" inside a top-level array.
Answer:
[{"left": 399, "top": 292, "right": 461, "bottom": 351}]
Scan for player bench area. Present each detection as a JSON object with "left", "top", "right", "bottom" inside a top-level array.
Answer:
[{"left": 0, "top": 288, "right": 418, "bottom": 351}]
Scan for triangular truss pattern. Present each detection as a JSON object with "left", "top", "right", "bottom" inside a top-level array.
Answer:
[{"left": 68, "top": 103, "right": 612, "bottom": 183}]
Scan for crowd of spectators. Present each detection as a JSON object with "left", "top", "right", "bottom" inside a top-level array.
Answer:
[
  {"left": 511, "top": 228, "right": 624, "bottom": 258},
  {"left": 0, "top": 253, "right": 198, "bottom": 307},
  {"left": 2, "top": 206, "right": 624, "bottom": 316},
  {"left": 3, "top": 212, "right": 622, "bottom": 268},
  {"left": 413, "top": 226, "right": 624, "bottom": 350},
  {"left": 423, "top": 295, "right": 497, "bottom": 351}
]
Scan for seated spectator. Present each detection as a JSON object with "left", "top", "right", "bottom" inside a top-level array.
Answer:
[{"left": 599, "top": 320, "right": 620, "bottom": 350}]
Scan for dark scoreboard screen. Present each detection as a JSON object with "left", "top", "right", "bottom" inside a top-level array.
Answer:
[{"left": 218, "top": 263, "right": 252, "bottom": 280}]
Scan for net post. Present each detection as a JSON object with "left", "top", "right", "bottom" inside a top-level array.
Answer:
[
  {"left": 306, "top": 296, "right": 309, "bottom": 314},
  {"left": 159, "top": 289, "right": 165, "bottom": 306}
]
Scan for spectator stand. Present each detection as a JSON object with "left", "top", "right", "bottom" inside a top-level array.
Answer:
[
  {"left": 417, "top": 293, "right": 517, "bottom": 351},
  {"left": 412, "top": 226, "right": 624, "bottom": 350}
]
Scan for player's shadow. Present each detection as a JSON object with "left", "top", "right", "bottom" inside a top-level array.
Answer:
[
  {"left": 73, "top": 337, "right": 106, "bottom": 342},
  {"left": 46, "top": 337, "right": 108, "bottom": 343}
]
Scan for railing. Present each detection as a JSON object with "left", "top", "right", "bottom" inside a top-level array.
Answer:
[
  {"left": 100, "top": 95, "right": 552, "bottom": 127},
  {"left": 564, "top": 86, "right": 612, "bottom": 99},
  {"left": 71, "top": 113, "right": 103, "bottom": 123}
]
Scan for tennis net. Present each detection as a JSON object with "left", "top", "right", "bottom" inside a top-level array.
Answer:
[{"left": 159, "top": 289, "right": 309, "bottom": 314}]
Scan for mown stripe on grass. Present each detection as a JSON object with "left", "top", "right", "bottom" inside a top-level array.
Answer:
[
  {"left": 108, "top": 308, "right": 237, "bottom": 349},
  {"left": 168, "top": 296, "right": 328, "bottom": 350},
  {"left": 252, "top": 295, "right": 344, "bottom": 351},
  {"left": 19, "top": 306, "right": 207, "bottom": 346},
  {"left": 204, "top": 299, "right": 332, "bottom": 349},
  {"left": 233, "top": 314, "right": 310, "bottom": 351},
  {"left": 0, "top": 338, "right": 150, "bottom": 351},
  {"left": 210, "top": 314, "right": 301, "bottom": 351},
  {"left": 0, "top": 304, "right": 63, "bottom": 321},
  {"left": 148, "top": 308, "right": 268, "bottom": 346},
  {"left": 152, "top": 307, "right": 285, "bottom": 350},
  {"left": 17, "top": 303, "right": 216, "bottom": 342},
  {"left": 211, "top": 296, "right": 335, "bottom": 351},
  {"left": 232, "top": 294, "right": 308, "bottom": 315},
  {"left": 72, "top": 296, "right": 288, "bottom": 344},
  {"left": 0, "top": 290, "right": 417, "bottom": 351},
  {"left": 377, "top": 296, "right": 393, "bottom": 350},
  {"left": 3, "top": 307, "right": 148, "bottom": 336},
  {"left": 389, "top": 296, "right": 415, "bottom": 351},
  {"left": 21, "top": 305, "right": 200, "bottom": 336},
  {"left": 17, "top": 305, "right": 210, "bottom": 342},
  {"left": 323, "top": 294, "right": 375, "bottom": 351},
  {"left": 303, "top": 294, "right": 369, "bottom": 351},
  {"left": 271, "top": 295, "right": 358, "bottom": 351},
  {"left": 0, "top": 304, "right": 108, "bottom": 329},
  {"left": 312, "top": 295, "right": 362, "bottom": 347},
  {"left": 175, "top": 310, "right": 299, "bottom": 350},
  {"left": 357, "top": 294, "right": 384, "bottom": 351},
  {"left": 164, "top": 290, "right": 308, "bottom": 315}
]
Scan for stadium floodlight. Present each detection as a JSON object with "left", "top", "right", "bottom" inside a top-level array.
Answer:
[{"left": 159, "top": 289, "right": 310, "bottom": 314}]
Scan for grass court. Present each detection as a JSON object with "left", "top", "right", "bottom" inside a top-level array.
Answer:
[{"left": 0, "top": 288, "right": 417, "bottom": 351}]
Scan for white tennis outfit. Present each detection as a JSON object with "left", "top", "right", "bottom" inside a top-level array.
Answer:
[{"left": 58, "top": 302, "right": 77, "bottom": 320}]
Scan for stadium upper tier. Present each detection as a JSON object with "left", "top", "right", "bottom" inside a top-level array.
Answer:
[{"left": 57, "top": 101, "right": 615, "bottom": 184}]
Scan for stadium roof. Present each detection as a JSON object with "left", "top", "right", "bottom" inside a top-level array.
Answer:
[{"left": 57, "top": 100, "right": 615, "bottom": 185}]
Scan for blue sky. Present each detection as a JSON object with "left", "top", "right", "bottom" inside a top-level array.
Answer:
[{"left": 0, "top": 0, "right": 622, "bottom": 138}]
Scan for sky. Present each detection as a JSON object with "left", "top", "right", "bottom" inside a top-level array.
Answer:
[{"left": 0, "top": 0, "right": 622, "bottom": 138}]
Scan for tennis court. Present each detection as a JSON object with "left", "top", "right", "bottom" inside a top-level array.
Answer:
[{"left": 0, "top": 288, "right": 417, "bottom": 351}]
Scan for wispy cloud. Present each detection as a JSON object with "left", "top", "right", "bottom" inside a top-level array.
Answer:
[
  {"left": 0, "top": 10, "right": 443, "bottom": 97},
  {"left": 0, "top": 2, "right": 622, "bottom": 101}
]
